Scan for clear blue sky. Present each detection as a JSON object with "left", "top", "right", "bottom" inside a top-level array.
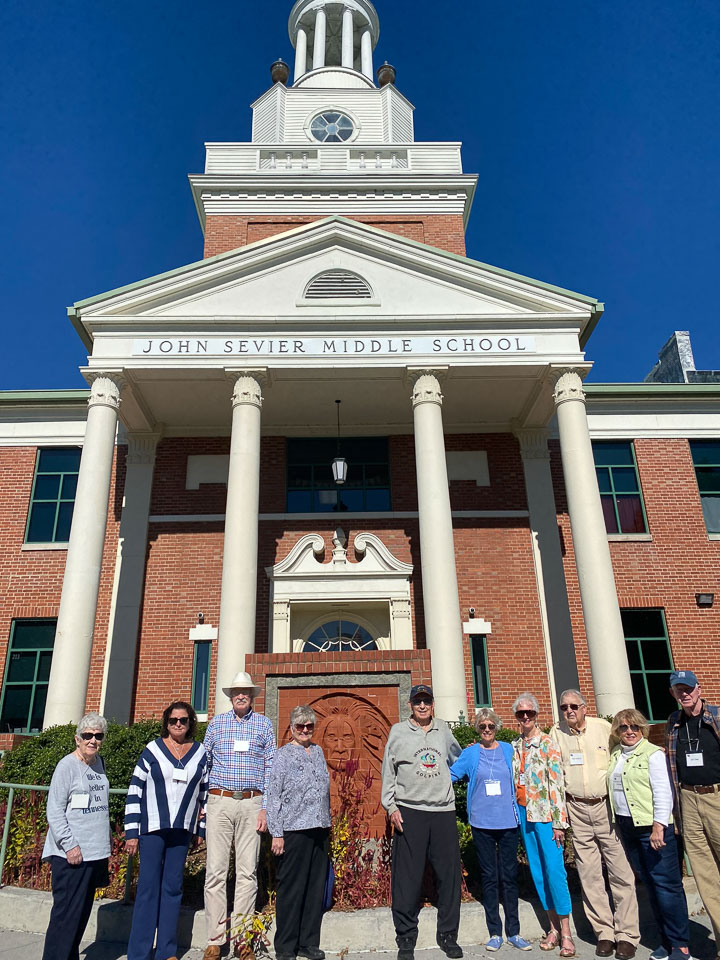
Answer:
[{"left": 2, "top": 0, "right": 718, "bottom": 389}]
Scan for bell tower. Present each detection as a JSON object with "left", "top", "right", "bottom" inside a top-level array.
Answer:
[{"left": 190, "top": 0, "right": 477, "bottom": 257}]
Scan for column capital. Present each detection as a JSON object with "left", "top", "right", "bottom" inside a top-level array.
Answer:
[
  {"left": 87, "top": 373, "right": 124, "bottom": 410},
  {"left": 126, "top": 432, "right": 161, "bottom": 466},
  {"left": 226, "top": 369, "right": 267, "bottom": 410},
  {"left": 407, "top": 367, "right": 447, "bottom": 407},
  {"left": 551, "top": 368, "right": 586, "bottom": 407},
  {"left": 515, "top": 427, "right": 550, "bottom": 461}
]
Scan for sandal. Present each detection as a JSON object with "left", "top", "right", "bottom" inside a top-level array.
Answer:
[
  {"left": 540, "top": 931, "right": 560, "bottom": 952},
  {"left": 559, "top": 936, "right": 576, "bottom": 958}
]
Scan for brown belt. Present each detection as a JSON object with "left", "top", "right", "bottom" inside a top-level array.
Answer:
[
  {"left": 680, "top": 783, "right": 720, "bottom": 795},
  {"left": 209, "top": 788, "right": 262, "bottom": 799},
  {"left": 566, "top": 793, "right": 606, "bottom": 805}
]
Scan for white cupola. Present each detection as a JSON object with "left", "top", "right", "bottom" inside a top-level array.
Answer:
[{"left": 289, "top": 0, "right": 380, "bottom": 86}]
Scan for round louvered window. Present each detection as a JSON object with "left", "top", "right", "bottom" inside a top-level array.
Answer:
[{"left": 304, "top": 270, "right": 372, "bottom": 299}]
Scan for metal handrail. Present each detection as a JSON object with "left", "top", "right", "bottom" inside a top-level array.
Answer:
[{"left": 0, "top": 781, "right": 135, "bottom": 901}]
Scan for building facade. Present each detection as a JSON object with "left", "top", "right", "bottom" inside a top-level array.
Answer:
[{"left": 1, "top": 0, "right": 719, "bottom": 754}]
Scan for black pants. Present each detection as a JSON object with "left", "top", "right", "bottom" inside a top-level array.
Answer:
[
  {"left": 471, "top": 826, "right": 520, "bottom": 938},
  {"left": 274, "top": 828, "right": 329, "bottom": 957},
  {"left": 42, "top": 856, "right": 109, "bottom": 960},
  {"left": 391, "top": 806, "right": 461, "bottom": 944}
]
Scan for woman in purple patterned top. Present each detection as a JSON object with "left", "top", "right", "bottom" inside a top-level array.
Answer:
[{"left": 266, "top": 705, "right": 331, "bottom": 960}]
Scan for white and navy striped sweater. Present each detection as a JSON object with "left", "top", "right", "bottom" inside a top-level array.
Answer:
[{"left": 124, "top": 739, "right": 209, "bottom": 839}]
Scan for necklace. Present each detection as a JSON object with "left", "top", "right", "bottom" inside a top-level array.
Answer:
[{"left": 167, "top": 737, "right": 190, "bottom": 762}]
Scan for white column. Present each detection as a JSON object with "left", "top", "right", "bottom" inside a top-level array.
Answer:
[
  {"left": 553, "top": 369, "right": 634, "bottom": 716},
  {"left": 214, "top": 372, "right": 264, "bottom": 712},
  {"left": 410, "top": 371, "right": 467, "bottom": 722},
  {"left": 43, "top": 375, "right": 123, "bottom": 728},
  {"left": 312, "top": 7, "right": 326, "bottom": 70},
  {"left": 361, "top": 28, "right": 373, "bottom": 79},
  {"left": 294, "top": 26, "right": 307, "bottom": 81},
  {"left": 342, "top": 7, "right": 354, "bottom": 68},
  {"left": 100, "top": 432, "right": 159, "bottom": 723},
  {"left": 516, "top": 428, "right": 578, "bottom": 721}
]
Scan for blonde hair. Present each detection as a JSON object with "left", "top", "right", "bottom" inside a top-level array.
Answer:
[
  {"left": 610, "top": 708, "right": 649, "bottom": 746},
  {"left": 475, "top": 707, "right": 502, "bottom": 730}
]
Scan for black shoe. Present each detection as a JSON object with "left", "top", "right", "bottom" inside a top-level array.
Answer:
[
  {"left": 298, "top": 951, "right": 325, "bottom": 960},
  {"left": 397, "top": 937, "right": 415, "bottom": 960},
  {"left": 437, "top": 933, "right": 463, "bottom": 959}
]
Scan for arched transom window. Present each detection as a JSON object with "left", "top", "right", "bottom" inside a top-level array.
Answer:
[
  {"left": 304, "top": 270, "right": 372, "bottom": 300},
  {"left": 304, "top": 620, "right": 377, "bottom": 653}
]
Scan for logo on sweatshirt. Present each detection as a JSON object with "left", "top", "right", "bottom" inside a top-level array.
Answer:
[{"left": 414, "top": 748, "right": 441, "bottom": 779}]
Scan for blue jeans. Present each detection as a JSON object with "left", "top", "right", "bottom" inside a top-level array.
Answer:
[
  {"left": 471, "top": 826, "right": 520, "bottom": 937},
  {"left": 517, "top": 805, "right": 571, "bottom": 915},
  {"left": 127, "top": 828, "right": 191, "bottom": 960},
  {"left": 616, "top": 816, "right": 689, "bottom": 948}
]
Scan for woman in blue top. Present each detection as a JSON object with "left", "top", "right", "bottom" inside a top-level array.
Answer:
[
  {"left": 450, "top": 708, "right": 531, "bottom": 953},
  {"left": 124, "top": 701, "right": 209, "bottom": 960}
]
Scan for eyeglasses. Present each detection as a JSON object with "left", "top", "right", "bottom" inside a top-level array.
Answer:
[
  {"left": 412, "top": 698, "right": 433, "bottom": 707},
  {"left": 232, "top": 693, "right": 251, "bottom": 700},
  {"left": 560, "top": 703, "right": 582, "bottom": 712},
  {"left": 515, "top": 710, "right": 537, "bottom": 719},
  {"left": 294, "top": 723, "right": 315, "bottom": 732},
  {"left": 80, "top": 732, "right": 104, "bottom": 741},
  {"left": 168, "top": 717, "right": 190, "bottom": 726},
  {"left": 618, "top": 723, "right": 641, "bottom": 734},
  {"left": 478, "top": 723, "right": 496, "bottom": 731}
]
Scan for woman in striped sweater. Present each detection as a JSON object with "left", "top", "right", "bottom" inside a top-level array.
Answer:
[{"left": 124, "top": 701, "right": 209, "bottom": 960}]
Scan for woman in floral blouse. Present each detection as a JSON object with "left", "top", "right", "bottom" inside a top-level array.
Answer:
[{"left": 512, "top": 693, "right": 574, "bottom": 958}]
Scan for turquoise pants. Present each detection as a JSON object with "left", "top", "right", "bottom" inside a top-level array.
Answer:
[{"left": 517, "top": 805, "right": 572, "bottom": 915}]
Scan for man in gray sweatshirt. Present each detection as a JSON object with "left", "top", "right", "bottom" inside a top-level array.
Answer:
[{"left": 381, "top": 684, "right": 463, "bottom": 960}]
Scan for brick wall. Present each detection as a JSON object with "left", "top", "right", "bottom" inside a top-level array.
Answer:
[{"left": 203, "top": 214, "right": 467, "bottom": 258}]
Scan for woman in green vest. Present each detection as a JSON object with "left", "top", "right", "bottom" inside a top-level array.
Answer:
[{"left": 608, "top": 709, "right": 690, "bottom": 960}]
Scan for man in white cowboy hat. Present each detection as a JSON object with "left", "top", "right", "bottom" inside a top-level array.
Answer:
[{"left": 202, "top": 670, "right": 276, "bottom": 960}]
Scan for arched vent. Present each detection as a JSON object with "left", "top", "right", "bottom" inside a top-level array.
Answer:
[{"left": 304, "top": 270, "right": 372, "bottom": 300}]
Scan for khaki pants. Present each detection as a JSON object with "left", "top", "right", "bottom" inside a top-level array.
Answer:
[
  {"left": 568, "top": 798, "right": 640, "bottom": 945},
  {"left": 680, "top": 788, "right": 720, "bottom": 951},
  {"left": 204, "top": 793, "right": 263, "bottom": 947}
]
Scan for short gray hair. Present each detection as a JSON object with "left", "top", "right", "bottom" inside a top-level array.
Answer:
[
  {"left": 559, "top": 688, "right": 586, "bottom": 706},
  {"left": 290, "top": 705, "right": 317, "bottom": 728},
  {"left": 512, "top": 692, "right": 540, "bottom": 715},
  {"left": 475, "top": 707, "right": 502, "bottom": 730},
  {"left": 76, "top": 712, "right": 108, "bottom": 737}
]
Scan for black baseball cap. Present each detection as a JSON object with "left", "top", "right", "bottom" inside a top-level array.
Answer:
[{"left": 409, "top": 684, "right": 434, "bottom": 701}]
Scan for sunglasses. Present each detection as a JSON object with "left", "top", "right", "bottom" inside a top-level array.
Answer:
[
  {"left": 618, "top": 723, "right": 641, "bottom": 734},
  {"left": 515, "top": 710, "right": 537, "bottom": 719},
  {"left": 169, "top": 717, "right": 190, "bottom": 726},
  {"left": 294, "top": 723, "right": 315, "bottom": 732},
  {"left": 560, "top": 703, "right": 582, "bottom": 712},
  {"left": 478, "top": 723, "right": 496, "bottom": 731},
  {"left": 80, "top": 732, "right": 104, "bottom": 741},
  {"left": 412, "top": 698, "right": 433, "bottom": 706}
]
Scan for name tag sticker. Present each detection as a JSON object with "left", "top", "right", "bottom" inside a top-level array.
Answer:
[
  {"left": 570, "top": 752, "right": 585, "bottom": 766},
  {"left": 70, "top": 794, "right": 90, "bottom": 810},
  {"left": 172, "top": 767, "right": 188, "bottom": 782},
  {"left": 234, "top": 740, "right": 250, "bottom": 753},
  {"left": 485, "top": 780, "right": 502, "bottom": 796},
  {"left": 612, "top": 774, "right": 623, "bottom": 790},
  {"left": 518, "top": 773, "right": 526, "bottom": 786},
  {"left": 686, "top": 752, "right": 704, "bottom": 767}
]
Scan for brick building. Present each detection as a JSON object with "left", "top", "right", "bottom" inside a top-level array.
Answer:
[{"left": 1, "top": 0, "right": 719, "bottom": 753}]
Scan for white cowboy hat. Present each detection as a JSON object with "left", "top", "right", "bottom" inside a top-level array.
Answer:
[{"left": 222, "top": 671, "right": 262, "bottom": 699}]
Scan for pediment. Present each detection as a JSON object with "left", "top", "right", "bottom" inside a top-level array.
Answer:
[
  {"left": 267, "top": 530, "right": 413, "bottom": 580},
  {"left": 75, "top": 217, "right": 599, "bottom": 335}
]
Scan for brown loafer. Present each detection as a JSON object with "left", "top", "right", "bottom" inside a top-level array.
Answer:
[
  {"left": 596, "top": 943, "right": 615, "bottom": 958},
  {"left": 203, "top": 948, "right": 221, "bottom": 960},
  {"left": 234, "top": 942, "right": 256, "bottom": 960},
  {"left": 615, "top": 943, "right": 637, "bottom": 960}
]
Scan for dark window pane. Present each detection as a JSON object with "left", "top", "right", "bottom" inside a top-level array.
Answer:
[
  {"left": 645, "top": 672, "right": 675, "bottom": 722},
  {"left": 338, "top": 489, "right": 363, "bottom": 511},
  {"left": 625, "top": 640, "right": 642, "bottom": 670},
  {"left": 315, "top": 489, "right": 339, "bottom": 511},
  {"left": 470, "top": 635, "right": 490, "bottom": 706},
  {"left": 29, "top": 685, "right": 48, "bottom": 732},
  {"left": 593, "top": 442, "right": 634, "bottom": 467},
  {"left": 287, "top": 464, "right": 313, "bottom": 488},
  {"left": 34, "top": 475, "right": 61, "bottom": 500},
  {"left": 7, "top": 652, "right": 38, "bottom": 683},
  {"left": 630, "top": 673, "right": 650, "bottom": 717},
  {"left": 365, "top": 463, "right": 390, "bottom": 487},
  {"left": 365, "top": 488, "right": 391, "bottom": 511},
  {"left": 26, "top": 502, "right": 57, "bottom": 542},
  {"left": 690, "top": 441, "right": 720, "bottom": 466},
  {"left": 696, "top": 467, "right": 720, "bottom": 493},
  {"left": 12, "top": 622, "right": 56, "bottom": 650},
  {"left": 61, "top": 474, "right": 78, "bottom": 499},
  {"left": 37, "top": 448, "right": 81, "bottom": 473},
  {"left": 596, "top": 467, "right": 612, "bottom": 493},
  {"left": 700, "top": 495, "right": 720, "bottom": 534},
  {"left": 0, "top": 686, "right": 32, "bottom": 732},
  {"left": 193, "top": 642, "right": 211, "bottom": 714},
  {"left": 55, "top": 502, "right": 74, "bottom": 542},
  {"left": 37, "top": 651, "right": 53, "bottom": 683},
  {"left": 621, "top": 609, "right": 665, "bottom": 639},
  {"left": 640, "top": 639, "right": 672, "bottom": 671},
  {"left": 613, "top": 468, "right": 640, "bottom": 494},
  {"left": 313, "top": 464, "right": 334, "bottom": 487},
  {"left": 286, "top": 490, "right": 312, "bottom": 512},
  {"left": 601, "top": 496, "right": 619, "bottom": 533},
  {"left": 616, "top": 496, "right": 646, "bottom": 533}
]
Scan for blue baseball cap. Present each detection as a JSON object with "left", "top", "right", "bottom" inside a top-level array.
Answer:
[
  {"left": 669, "top": 670, "right": 699, "bottom": 689},
  {"left": 409, "top": 684, "right": 434, "bottom": 701}
]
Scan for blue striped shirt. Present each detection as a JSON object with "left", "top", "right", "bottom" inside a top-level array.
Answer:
[
  {"left": 124, "top": 739, "right": 209, "bottom": 840},
  {"left": 203, "top": 709, "right": 276, "bottom": 802}
]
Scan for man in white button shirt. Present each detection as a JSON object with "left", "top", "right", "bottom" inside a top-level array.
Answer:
[{"left": 550, "top": 689, "right": 639, "bottom": 960}]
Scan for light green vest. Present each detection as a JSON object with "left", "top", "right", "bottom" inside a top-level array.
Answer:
[{"left": 609, "top": 738, "right": 673, "bottom": 827}]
